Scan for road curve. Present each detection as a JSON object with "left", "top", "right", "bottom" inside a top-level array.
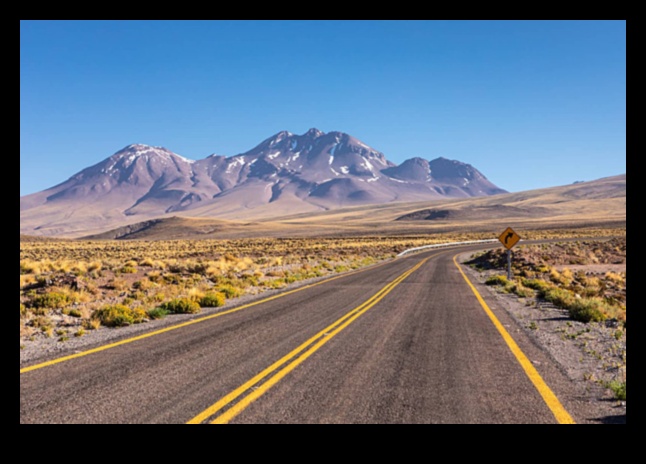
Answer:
[{"left": 20, "top": 243, "right": 601, "bottom": 423}]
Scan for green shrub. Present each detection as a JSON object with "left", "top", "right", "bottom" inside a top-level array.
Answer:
[
  {"left": 568, "top": 298, "right": 608, "bottom": 323},
  {"left": 241, "top": 275, "right": 260, "bottom": 286},
  {"left": 161, "top": 298, "right": 201, "bottom": 314},
  {"left": 513, "top": 283, "right": 534, "bottom": 298},
  {"left": 543, "top": 287, "right": 576, "bottom": 308},
  {"left": 218, "top": 284, "right": 241, "bottom": 299},
  {"left": 119, "top": 266, "right": 137, "bottom": 274},
  {"left": 605, "top": 380, "right": 626, "bottom": 401},
  {"left": 485, "top": 275, "right": 509, "bottom": 286},
  {"left": 93, "top": 304, "right": 147, "bottom": 327},
  {"left": 268, "top": 279, "right": 286, "bottom": 289},
  {"left": 147, "top": 307, "right": 171, "bottom": 320},
  {"left": 30, "top": 315, "right": 52, "bottom": 330},
  {"left": 30, "top": 291, "right": 71, "bottom": 310},
  {"left": 199, "top": 292, "right": 226, "bottom": 308},
  {"left": 521, "top": 278, "right": 554, "bottom": 294},
  {"left": 20, "top": 303, "right": 27, "bottom": 317}
]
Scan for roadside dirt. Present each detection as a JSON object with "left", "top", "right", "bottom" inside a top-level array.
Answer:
[{"left": 458, "top": 240, "right": 626, "bottom": 423}]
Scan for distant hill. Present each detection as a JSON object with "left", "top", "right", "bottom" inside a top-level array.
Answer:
[
  {"left": 20, "top": 129, "right": 506, "bottom": 237},
  {"left": 78, "top": 174, "right": 625, "bottom": 241}
]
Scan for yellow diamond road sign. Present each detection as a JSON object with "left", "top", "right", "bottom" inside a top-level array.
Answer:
[{"left": 499, "top": 227, "right": 521, "bottom": 250}]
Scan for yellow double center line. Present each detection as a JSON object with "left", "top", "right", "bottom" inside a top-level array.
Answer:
[{"left": 187, "top": 255, "right": 431, "bottom": 424}]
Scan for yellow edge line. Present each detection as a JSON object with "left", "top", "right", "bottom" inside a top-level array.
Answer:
[
  {"left": 20, "top": 260, "right": 393, "bottom": 374},
  {"left": 452, "top": 253, "right": 576, "bottom": 424},
  {"left": 189, "top": 257, "right": 429, "bottom": 424}
]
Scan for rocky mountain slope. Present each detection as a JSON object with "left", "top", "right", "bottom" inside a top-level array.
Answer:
[{"left": 20, "top": 128, "right": 507, "bottom": 236}]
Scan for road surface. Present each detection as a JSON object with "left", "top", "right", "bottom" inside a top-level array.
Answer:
[{"left": 20, "top": 244, "right": 611, "bottom": 423}]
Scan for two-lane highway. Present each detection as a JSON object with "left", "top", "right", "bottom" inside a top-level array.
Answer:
[{"left": 20, "top": 244, "right": 579, "bottom": 423}]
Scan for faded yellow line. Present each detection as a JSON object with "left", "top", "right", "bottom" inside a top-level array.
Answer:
[
  {"left": 20, "top": 259, "right": 395, "bottom": 374},
  {"left": 188, "top": 256, "right": 430, "bottom": 424},
  {"left": 452, "top": 254, "right": 576, "bottom": 424}
]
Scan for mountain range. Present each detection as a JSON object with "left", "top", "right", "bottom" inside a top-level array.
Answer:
[{"left": 20, "top": 128, "right": 507, "bottom": 237}]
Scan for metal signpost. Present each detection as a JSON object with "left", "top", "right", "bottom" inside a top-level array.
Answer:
[{"left": 498, "top": 227, "right": 521, "bottom": 280}]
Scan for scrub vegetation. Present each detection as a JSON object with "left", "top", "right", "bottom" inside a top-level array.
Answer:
[
  {"left": 20, "top": 228, "right": 622, "bottom": 349},
  {"left": 467, "top": 236, "right": 626, "bottom": 402}
]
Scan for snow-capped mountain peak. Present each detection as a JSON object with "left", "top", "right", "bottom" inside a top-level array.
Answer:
[{"left": 21, "top": 129, "right": 507, "bottom": 237}]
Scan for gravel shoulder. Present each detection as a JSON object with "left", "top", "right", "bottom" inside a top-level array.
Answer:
[{"left": 458, "top": 251, "right": 626, "bottom": 423}]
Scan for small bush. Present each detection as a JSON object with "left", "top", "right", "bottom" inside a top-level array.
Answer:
[
  {"left": 147, "top": 270, "right": 162, "bottom": 282},
  {"left": 218, "top": 284, "right": 241, "bottom": 299},
  {"left": 63, "top": 308, "right": 83, "bottom": 318},
  {"left": 549, "top": 269, "right": 562, "bottom": 284},
  {"left": 160, "top": 298, "right": 201, "bottom": 314},
  {"left": 485, "top": 275, "right": 509, "bottom": 286},
  {"left": 199, "top": 292, "right": 225, "bottom": 308},
  {"left": 30, "top": 291, "right": 71, "bottom": 310},
  {"left": 133, "top": 279, "right": 155, "bottom": 291},
  {"left": 521, "top": 278, "right": 553, "bottom": 295},
  {"left": 147, "top": 307, "right": 171, "bottom": 320},
  {"left": 82, "top": 318, "right": 101, "bottom": 330},
  {"left": 513, "top": 283, "right": 534, "bottom": 298},
  {"left": 87, "top": 261, "right": 102, "bottom": 272},
  {"left": 605, "top": 271, "right": 625, "bottom": 284},
  {"left": 30, "top": 315, "right": 52, "bottom": 331},
  {"left": 93, "top": 304, "right": 147, "bottom": 327},
  {"left": 568, "top": 298, "right": 608, "bottom": 323},
  {"left": 119, "top": 266, "right": 137, "bottom": 274},
  {"left": 20, "top": 260, "right": 40, "bottom": 274},
  {"left": 543, "top": 287, "right": 576, "bottom": 308},
  {"left": 163, "top": 274, "right": 182, "bottom": 285},
  {"left": 20, "top": 274, "right": 37, "bottom": 288},
  {"left": 105, "top": 278, "right": 128, "bottom": 290},
  {"left": 605, "top": 380, "right": 626, "bottom": 401}
]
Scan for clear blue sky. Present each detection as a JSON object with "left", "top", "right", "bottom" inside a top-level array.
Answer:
[{"left": 20, "top": 20, "right": 626, "bottom": 196}]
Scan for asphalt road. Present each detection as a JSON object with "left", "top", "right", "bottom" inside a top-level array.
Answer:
[{"left": 19, "top": 244, "right": 606, "bottom": 424}]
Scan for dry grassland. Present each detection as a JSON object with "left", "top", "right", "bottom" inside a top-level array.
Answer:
[{"left": 20, "top": 227, "right": 624, "bottom": 350}]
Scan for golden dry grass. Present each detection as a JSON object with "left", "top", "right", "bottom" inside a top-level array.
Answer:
[{"left": 20, "top": 225, "right": 625, "bottom": 348}]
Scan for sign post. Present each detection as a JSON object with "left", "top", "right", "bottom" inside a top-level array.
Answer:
[{"left": 498, "top": 227, "right": 521, "bottom": 280}]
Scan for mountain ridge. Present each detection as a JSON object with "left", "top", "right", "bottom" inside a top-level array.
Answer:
[{"left": 21, "top": 128, "right": 507, "bottom": 236}]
